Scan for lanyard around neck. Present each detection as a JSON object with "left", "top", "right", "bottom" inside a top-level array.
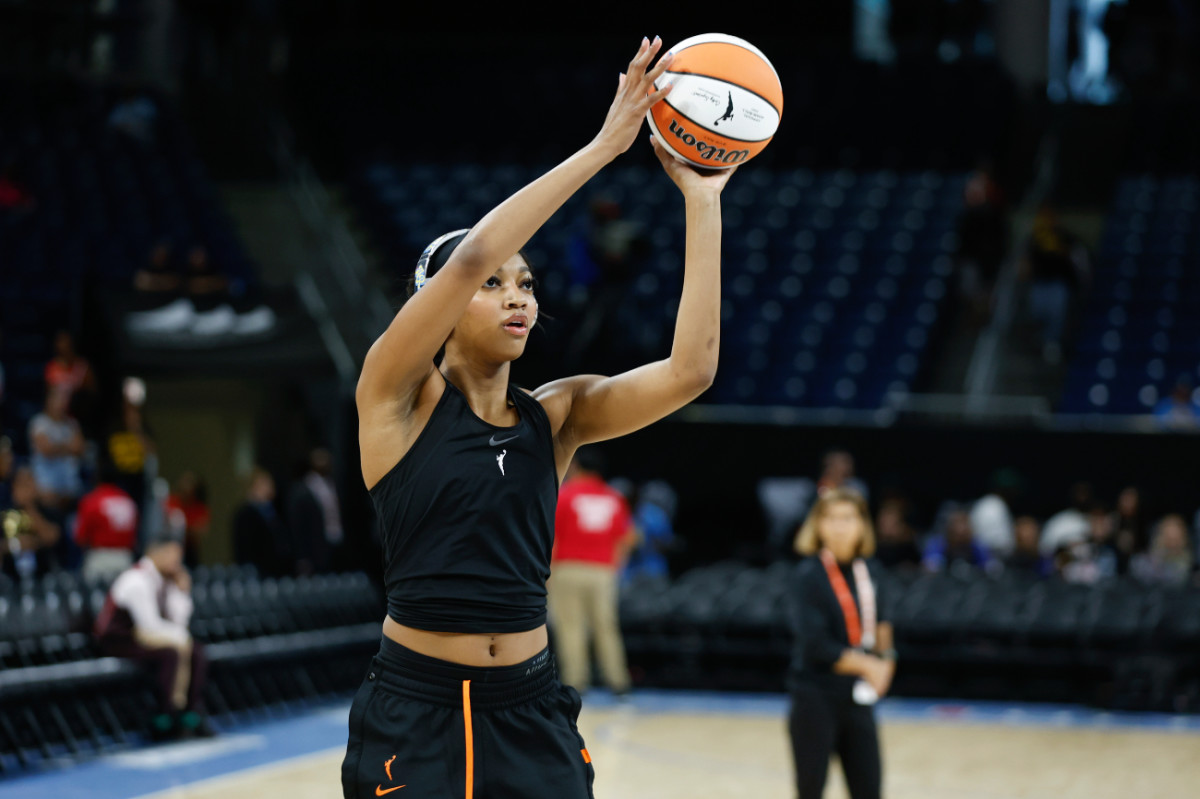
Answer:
[{"left": 819, "top": 549, "right": 876, "bottom": 650}]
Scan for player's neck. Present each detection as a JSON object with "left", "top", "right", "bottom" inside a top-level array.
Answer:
[{"left": 440, "top": 359, "right": 515, "bottom": 423}]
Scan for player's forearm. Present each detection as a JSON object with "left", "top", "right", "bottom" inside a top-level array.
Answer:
[
  {"left": 455, "top": 141, "right": 614, "bottom": 275},
  {"left": 668, "top": 192, "right": 722, "bottom": 387}
]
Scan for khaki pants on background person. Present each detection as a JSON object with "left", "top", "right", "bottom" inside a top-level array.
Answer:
[{"left": 547, "top": 561, "right": 630, "bottom": 693}]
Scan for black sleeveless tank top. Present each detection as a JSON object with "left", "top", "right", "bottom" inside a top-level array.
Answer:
[{"left": 368, "top": 377, "right": 558, "bottom": 632}]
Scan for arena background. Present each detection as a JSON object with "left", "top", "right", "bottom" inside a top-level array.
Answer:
[{"left": 1, "top": 2, "right": 1199, "bottom": 797}]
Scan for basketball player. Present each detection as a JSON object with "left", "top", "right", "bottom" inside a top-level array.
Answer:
[{"left": 342, "top": 37, "right": 736, "bottom": 799}]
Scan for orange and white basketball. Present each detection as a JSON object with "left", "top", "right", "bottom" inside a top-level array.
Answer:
[{"left": 648, "top": 33, "right": 783, "bottom": 170}]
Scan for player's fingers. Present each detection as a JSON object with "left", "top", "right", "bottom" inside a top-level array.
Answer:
[
  {"left": 618, "top": 73, "right": 626, "bottom": 90},
  {"left": 647, "top": 50, "right": 674, "bottom": 83},
  {"left": 627, "top": 37, "right": 650, "bottom": 71},
  {"left": 645, "top": 82, "right": 673, "bottom": 107},
  {"left": 631, "top": 36, "right": 661, "bottom": 74}
]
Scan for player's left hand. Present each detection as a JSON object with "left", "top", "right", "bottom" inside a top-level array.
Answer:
[{"left": 650, "top": 135, "right": 737, "bottom": 195}]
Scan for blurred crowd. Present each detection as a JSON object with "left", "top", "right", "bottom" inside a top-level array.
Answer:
[
  {"left": 762, "top": 449, "right": 1200, "bottom": 589},
  {"left": 0, "top": 322, "right": 346, "bottom": 587}
]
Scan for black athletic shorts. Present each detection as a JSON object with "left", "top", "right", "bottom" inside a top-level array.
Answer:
[{"left": 342, "top": 637, "right": 595, "bottom": 799}]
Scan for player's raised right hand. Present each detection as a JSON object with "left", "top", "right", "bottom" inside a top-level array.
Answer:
[{"left": 593, "top": 37, "right": 674, "bottom": 158}]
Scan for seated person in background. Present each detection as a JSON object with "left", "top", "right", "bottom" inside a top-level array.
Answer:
[
  {"left": 922, "top": 507, "right": 992, "bottom": 573},
  {"left": 873, "top": 498, "right": 922, "bottom": 571},
  {"left": 28, "top": 386, "right": 85, "bottom": 511},
  {"left": 1131, "top": 515, "right": 1195, "bottom": 587},
  {"left": 233, "top": 466, "right": 291, "bottom": 577},
  {"left": 1111, "top": 486, "right": 1146, "bottom": 575},
  {"left": 94, "top": 524, "right": 213, "bottom": 740},
  {"left": 133, "top": 240, "right": 182, "bottom": 299},
  {"left": 1040, "top": 481, "right": 1093, "bottom": 555},
  {"left": 1, "top": 465, "right": 62, "bottom": 581},
  {"left": 106, "top": 379, "right": 155, "bottom": 525},
  {"left": 816, "top": 449, "right": 869, "bottom": 501},
  {"left": 75, "top": 457, "right": 140, "bottom": 584},
  {"left": 1058, "top": 503, "right": 1118, "bottom": 585},
  {"left": 1005, "top": 516, "right": 1053, "bottom": 578},
  {"left": 1152, "top": 376, "right": 1200, "bottom": 430}
]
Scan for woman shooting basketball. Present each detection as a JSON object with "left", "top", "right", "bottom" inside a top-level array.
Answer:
[{"left": 342, "top": 36, "right": 735, "bottom": 799}]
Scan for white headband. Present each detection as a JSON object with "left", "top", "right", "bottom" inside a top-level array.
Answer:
[{"left": 414, "top": 229, "right": 470, "bottom": 292}]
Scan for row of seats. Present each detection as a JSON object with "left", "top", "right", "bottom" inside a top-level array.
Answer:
[
  {"left": 619, "top": 562, "right": 1200, "bottom": 707},
  {"left": 0, "top": 567, "right": 384, "bottom": 775},
  {"left": 1062, "top": 174, "right": 1200, "bottom": 414},
  {"left": 352, "top": 163, "right": 966, "bottom": 410}
]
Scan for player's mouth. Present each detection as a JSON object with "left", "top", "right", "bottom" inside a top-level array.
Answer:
[{"left": 503, "top": 314, "right": 529, "bottom": 336}]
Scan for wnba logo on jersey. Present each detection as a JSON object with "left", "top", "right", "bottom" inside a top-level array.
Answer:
[{"left": 496, "top": 450, "right": 507, "bottom": 476}]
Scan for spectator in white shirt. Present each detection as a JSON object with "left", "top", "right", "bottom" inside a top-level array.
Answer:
[{"left": 93, "top": 524, "right": 213, "bottom": 740}]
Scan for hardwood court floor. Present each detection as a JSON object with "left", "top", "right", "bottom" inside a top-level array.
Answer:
[{"left": 135, "top": 699, "right": 1200, "bottom": 799}]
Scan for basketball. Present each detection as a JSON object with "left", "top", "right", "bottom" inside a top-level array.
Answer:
[{"left": 647, "top": 33, "right": 783, "bottom": 170}]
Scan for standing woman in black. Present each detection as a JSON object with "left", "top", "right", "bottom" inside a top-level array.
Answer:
[
  {"left": 344, "top": 37, "right": 736, "bottom": 799},
  {"left": 787, "top": 488, "right": 896, "bottom": 799}
]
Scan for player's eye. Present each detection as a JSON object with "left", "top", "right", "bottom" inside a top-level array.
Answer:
[{"left": 484, "top": 276, "right": 501, "bottom": 287}]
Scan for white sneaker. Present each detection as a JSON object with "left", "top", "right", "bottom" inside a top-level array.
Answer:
[
  {"left": 232, "top": 306, "right": 276, "bottom": 335},
  {"left": 126, "top": 298, "right": 196, "bottom": 333},
  {"left": 191, "top": 304, "right": 236, "bottom": 336}
]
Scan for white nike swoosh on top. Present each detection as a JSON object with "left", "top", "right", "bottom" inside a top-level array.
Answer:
[{"left": 489, "top": 433, "right": 520, "bottom": 446}]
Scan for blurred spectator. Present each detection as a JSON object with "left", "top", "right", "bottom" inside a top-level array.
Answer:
[
  {"left": 285, "top": 448, "right": 344, "bottom": 574},
  {"left": 44, "top": 330, "right": 99, "bottom": 433},
  {"left": 1131, "top": 515, "right": 1194, "bottom": 587},
  {"left": 166, "top": 471, "right": 211, "bottom": 569},
  {"left": 564, "top": 196, "right": 647, "bottom": 371},
  {"left": 787, "top": 487, "right": 893, "bottom": 799},
  {"left": 954, "top": 165, "right": 1008, "bottom": 324},
  {"left": 548, "top": 449, "right": 635, "bottom": 696},
  {"left": 0, "top": 328, "right": 6, "bottom": 420},
  {"left": 1058, "top": 504, "right": 1119, "bottom": 585},
  {"left": 0, "top": 436, "right": 13, "bottom": 509},
  {"left": 1020, "top": 205, "right": 1089, "bottom": 364},
  {"left": 0, "top": 159, "right": 35, "bottom": 212},
  {"left": 873, "top": 498, "right": 922, "bottom": 571},
  {"left": 1152, "top": 376, "right": 1200, "bottom": 430},
  {"left": 922, "top": 508, "right": 991, "bottom": 573},
  {"left": 74, "top": 456, "right": 140, "bottom": 584},
  {"left": 28, "top": 386, "right": 85, "bottom": 510},
  {"left": 133, "top": 241, "right": 182, "bottom": 298},
  {"left": 1041, "top": 481, "right": 1094, "bottom": 554},
  {"left": 93, "top": 524, "right": 213, "bottom": 741},
  {"left": 106, "top": 378, "right": 156, "bottom": 526},
  {"left": 1005, "top": 516, "right": 1053, "bottom": 578},
  {"left": 233, "top": 467, "right": 290, "bottom": 577},
  {"left": 619, "top": 479, "right": 678, "bottom": 585},
  {"left": 816, "top": 449, "right": 869, "bottom": 501},
  {"left": 969, "top": 468, "right": 1023, "bottom": 557},
  {"left": 106, "top": 91, "right": 158, "bottom": 144},
  {"left": 1111, "top": 486, "right": 1146, "bottom": 575},
  {"left": 1, "top": 465, "right": 62, "bottom": 581}
]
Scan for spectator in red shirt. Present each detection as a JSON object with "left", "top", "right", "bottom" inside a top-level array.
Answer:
[
  {"left": 166, "top": 471, "right": 211, "bottom": 568},
  {"left": 548, "top": 449, "right": 637, "bottom": 695},
  {"left": 75, "top": 457, "right": 140, "bottom": 583}
]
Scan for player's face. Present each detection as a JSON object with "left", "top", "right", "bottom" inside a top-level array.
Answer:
[
  {"left": 819, "top": 500, "right": 863, "bottom": 562},
  {"left": 451, "top": 255, "right": 538, "bottom": 361}
]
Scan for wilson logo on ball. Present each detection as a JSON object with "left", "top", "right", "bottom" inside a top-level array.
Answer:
[
  {"left": 646, "top": 33, "right": 782, "bottom": 170},
  {"left": 667, "top": 119, "right": 750, "bottom": 165}
]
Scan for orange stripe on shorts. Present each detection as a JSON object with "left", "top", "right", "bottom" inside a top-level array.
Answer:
[
  {"left": 581, "top": 748, "right": 591, "bottom": 764},
  {"left": 462, "top": 680, "right": 474, "bottom": 799}
]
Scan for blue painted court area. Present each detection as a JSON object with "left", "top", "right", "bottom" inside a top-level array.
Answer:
[{"left": 1, "top": 692, "right": 1197, "bottom": 799}]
